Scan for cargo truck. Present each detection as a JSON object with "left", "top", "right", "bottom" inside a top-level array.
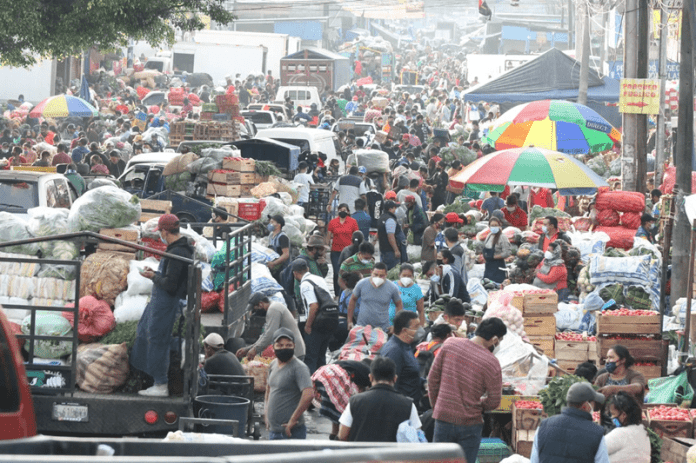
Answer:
[{"left": 171, "top": 43, "right": 268, "bottom": 85}]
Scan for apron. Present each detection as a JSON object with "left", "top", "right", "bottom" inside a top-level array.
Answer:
[
  {"left": 131, "top": 258, "right": 182, "bottom": 384},
  {"left": 483, "top": 246, "right": 506, "bottom": 284}
]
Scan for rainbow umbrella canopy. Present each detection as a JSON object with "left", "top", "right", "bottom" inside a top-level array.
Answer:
[
  {"left": 483, "top": 100, "right": 621, "bottom": 155},
  {"left": 450, "top": 147, "right": 609, "bottom": 195},
  {"left": 29, "top": 95, "right": 98, "bottom": 118}
]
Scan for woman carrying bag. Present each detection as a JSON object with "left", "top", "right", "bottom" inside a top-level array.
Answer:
[{"left": 482, "top": 216, "right": 510, "bottom": 284}]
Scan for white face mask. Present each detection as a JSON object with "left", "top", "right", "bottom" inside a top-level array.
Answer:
[
  {"left": 372, "top": 277, "right": 385, "bottom": 287},
  {"left": 492, "top": 342, "right": 501, "bottom": 355},
  {"left": 160, "top": 232, "right": 168, "bottom": 245},
  {"left": 544, "top": 251, "right": 554, "bottom": 259},
  {"left": 506, "top": 206, "right": 515, "bottom": 212},
  {"left": 400, "top": 277, "right": 413, "bottom": 287}
]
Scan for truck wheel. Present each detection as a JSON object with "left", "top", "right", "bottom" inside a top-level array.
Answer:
[
  {"left": 175, "top": 212, "right": 202, "bottom": 234},
  {"left": 253, "top": 422, "right": 261, "bottom": 440}
]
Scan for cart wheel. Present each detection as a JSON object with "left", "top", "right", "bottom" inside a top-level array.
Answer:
[{"left": 253, "top": 422, "right": 261, "bottom": 440}]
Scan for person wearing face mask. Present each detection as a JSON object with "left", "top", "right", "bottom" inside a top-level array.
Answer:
[
  {"left": 531, "top": 382, "right": 609, "bottom": 463},
  {"left": 266, "top": 214, "right": 291, "bottom": 281},
  {"left": 528, "top": 186, "right": 555, "bottom": 209},
  {"left": 378, "top": 200, "right": 408, "bottom": 270},
  {"left": 338, "top": 242, "right": 375, "bottom": 290},
  {"left": 428, "top": 317, "right": 507, "bottom": 463},
  {"left": 402, "top": 195, "right": 428, "bottom": 246},
  {"left": 379, "top": 311, "right": 425, "bottom": 409},
  {"left": 348, "top": 263, "right": 403, "bottom": 333},
  {"left": 501, "top": 194, "right": 528, "bottom": 229},
  {"left": 533, "top": 241, "right": 569, "bottom": 301},
  {"left": 131, "top": 214, "right": 194, "bottom": 397},
  {"left": 603, "top": 392, "right": 651, "bottom": 463},
  {"left": 389, "top": 263, "right": 425, "bottom": 326},
  {"left": 421, "top": 213, "right": 445, "bottom": 263},
  {"left": 594, "top": 345, "right": 646, "bottom": 402},
  {"left": 265, "top": 328, "right": 314, "bottom": 440},
  {"left": 537, "top": 215, "right": 571, "bottom": 253},
  {"left": 327, "top": 203, "right": 359, "bottom": 295},
  {"left": 434, "top": 249, "right": 471, "bottom": 303},
  {"left": 482, "top": 217, "right": 511, "bottom": 284}
]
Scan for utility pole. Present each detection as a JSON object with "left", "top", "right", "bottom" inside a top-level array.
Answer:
[
  {"left": 671, "top": 3, "right": 694, "bottom": 306},
  {"left": 578, "top": 2, "right": 591, "bottom": 105},
  {"left": 621, "top": 0, "right": 639, "bottom": 191},
  {"left": 634, "top": 0, "right": 649, "bottom": 192},
  {"left": 654, "top": 5, "right": 669, "bottom": 186}
]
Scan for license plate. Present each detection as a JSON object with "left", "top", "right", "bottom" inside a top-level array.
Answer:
[{"left": 52, "top": 403, "right": 89, "bottom": 422}]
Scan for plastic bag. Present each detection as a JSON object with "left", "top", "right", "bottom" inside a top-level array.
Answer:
[
  {"left": 113, "top": 293, "right": 149, "bottom": 323},
  {"left": 0, "top": 212, "right": 40, "bottom": 256},
  {"left": 646, "top": 371, "right": 694, "bottom": 404},
  {"left": 76, "top": 343, "right": 129, "bottom": 393},
  {"left": 27, "top": 207, "right": 70, "bottom": 236},
  {"left": 261, "top": 197, "right": 287, "bottom": 221},
  {"left": 21, "top": 311, "right": 73, "bottom": 359},
  {"left": 287, "top": 205, "right": 305, "bottom": 216},
  {"left": 500, "top": 456, "right": 531, "bottom": 463},
  {"left": 555, "top": 302, "right": 584, "bottom": 330},
  {"left": 597, "top": 209, "right": 620, "bottom": 227},
  {"left": 179, "top": 226, "right": 215, "bottom": 262},
  {"left": 355, "top": 149, "right": 390, "bottom": 173},
  {"left": 251, "top": 243, "right": 279, "bottom": 264},
  {"left": 186, "top": 157, "right": 222, "bottom": 176},
  {"left": 62, "top": 296, "right": 116, "bottom": 343},
  {"left": 163, "top": 152, "right": 199, "bottom": 176},
  {"left": 51, "top": 241, "right": 79, "bottom": 260},
  {"left": 38, "top": 265, "right": 76, "bottom": 280},
  {"left": 283, "top": 224, "right": 303, "bottom": 247},
  {"left": 495, "top": 332, "right": 548, "bottom": 395},
  {"left": 396, "top": 420, "right": 428, "bottom": 443},
  {"left": 467, "top": 278, "right": 488, "bottom": 306},
  {"left": 68, "top": 186, "right": 141, "bottom": 232},
  {"left": 126, "top": 258, "right": 158, "bottom": 296}
]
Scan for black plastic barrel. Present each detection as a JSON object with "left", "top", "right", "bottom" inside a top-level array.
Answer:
[{"left": 193, "top": 395, "right": 250, "bottom": 437}]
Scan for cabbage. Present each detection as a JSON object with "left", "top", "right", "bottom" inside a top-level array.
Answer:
[{"left": 67, "top": 186, "right": 141, "bottom": 232}]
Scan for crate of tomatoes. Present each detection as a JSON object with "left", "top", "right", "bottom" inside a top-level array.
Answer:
[
  {"left": 597, "top": 334, "right": 663, "bottom": 362},
  {"left": 512, "top": 400, "right": 546, "bottom": 432},
  {"left": 648, "top": 406, "right": 693, "bottom": 438},
  {"left": 555, "top": 332, "right": 599, "bottom": 363},
  {"left": 597, "top": 308, "right": 661, "bottom": 335}
]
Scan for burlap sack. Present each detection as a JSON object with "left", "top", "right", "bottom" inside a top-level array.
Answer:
[
  {"left": 80, "top": 252, "right": 130, "bottom": 307},
  {"left": 163, "top": 153, "right": 199, "bottom": 176},
  {"left": 76, "top": 343, "right": 129, "bottom": 393}
]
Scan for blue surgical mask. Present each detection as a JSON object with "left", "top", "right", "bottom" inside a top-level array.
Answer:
[
  {"left": 605, "top": 361, "right": 617, "bottom": 374},
  {"left": 612, "top": 417, "right": 622, "bottom": 428},
  {"left": 267, "top": 223, "right": 275, "bottom": 232},
  {"left": 430, "top": 274, "right": 440, "bottom": 283},
  {"left": 490, "top": 226, "right": 500, "bottom": 234},
  {"left": 160, "top": 232, "right": 168, "bottom": 245},
  {"left": 542, "top": 225, "right": 548, "bottom": 234}
]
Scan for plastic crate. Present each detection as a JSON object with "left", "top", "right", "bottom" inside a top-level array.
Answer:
[
  {"left": 213, "top": 113, "right": 231, "bottom": 121},
  {"left": 200, "top": 112, "right": 214, "bottom": 121},
  {"left": 237, "top": 200, "right": 265, "bottom": 221},
  {"left": 202, "top": 103, "right": 218, "bottom": 112},
  {"left": 476, "top": 438, "right": 512, "bottom": 463}
]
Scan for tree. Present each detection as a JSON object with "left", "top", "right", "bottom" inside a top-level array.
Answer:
[{"left": 0, "top": 0, "right": 235, "bottom": 67}]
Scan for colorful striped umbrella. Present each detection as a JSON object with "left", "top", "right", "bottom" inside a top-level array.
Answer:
[
  {"left": 450, "top": 147, "right": 608, "bottom": 195},
  {"left": 29, "top": 95, "right": 98, "bottom": 118},
  {"left": 483, "top": 100, "right": 621, "bottom": 155}
]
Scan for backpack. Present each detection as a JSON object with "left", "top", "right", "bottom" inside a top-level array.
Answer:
[
  {"left": 416, "top": 341, "right": 443, "bottom": 378},
  {"left": 304, "top": 280, "right": 339, "bottom": 333}
]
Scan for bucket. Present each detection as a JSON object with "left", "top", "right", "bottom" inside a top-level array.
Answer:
[{"left": 193, "top": 395, "right": 250, "bottom": 437}]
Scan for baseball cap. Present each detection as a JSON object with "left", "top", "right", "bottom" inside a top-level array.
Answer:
[
  {"left": 154, "top": 214, "right": 180, "bottom": 232},
  {"left": 446, "top": 212, "right": 464, "bottom": 224},
  {"left": 404, "top": 195, "right": 416, "bottom": 204},
  {"left": 248, "top": 292, "right": 265, "bottom": 311},
  {"left": 358, "top": 166, "right": 367, "bottom": 174},
  {"left": 384, "top": 190, "right": 397, "bottom": 200},
  {"left": 383, "top": 200, "right": 399, "bottom": 210},
  {"left": 566, "top": 381, "right": 605, "bottom": 405},
  {"left": 273, "top": 327, "right": 295, "bottom": 344},
  {"left": 307, "top": 234, "right": 326, "bottom": 249},
  {"left": 203, "top": 333, "right": 224, "bottom": 348}
]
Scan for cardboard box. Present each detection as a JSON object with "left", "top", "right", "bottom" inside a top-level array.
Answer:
[{"left": 207, "top": 183, "right": 241, "bottom": 197}]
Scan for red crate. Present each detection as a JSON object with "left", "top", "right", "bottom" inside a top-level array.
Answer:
[
  {"left": 200, "top": 111, "right": 214, "bottom": 121},
  {"left": 237, "top": 200, "right": 265, "bottom": 221}
]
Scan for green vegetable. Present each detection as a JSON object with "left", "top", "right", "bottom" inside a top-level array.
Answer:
[
  {"left": 646, "top": 427, "right": 662, "bottom": 463},
  {"left": 255, "top": 161, "right": 282, "bottom": 178},
  {"left": 164, "top": 171, "right": 193, "bottom": 191},
  {"left": 101, "top": 320, "right": 207, "bottom": 354},
  {"left": 438, "top": 145, "right": 477, "bottom": 166},
  {"left": 443, "top": 200, "right": 472, "bottom": 215},
  {"left": 529, "top": 205, "right": 571, "bottom": 223},
  {"left": 539, "top": 375, "right": 588, "bottom": 416}
]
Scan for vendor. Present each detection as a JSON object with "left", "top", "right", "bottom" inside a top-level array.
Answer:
[
  {"left": 635, "top": 213, "right": 656, "bottom": 244},
  {"left": 482, "top": 216, "right": 510, "bottom": 284},
  {"left": 502, "top": 195, "right": 527, "bottom": 229},
  {"left": 211, "top": 209, "right": 232, "bottom": 240},
  {"left": 537, "top": 216, "right": 571, "bottom": 252},
  {"left": 533, "top": 241, "right": 569, "bottom": 301},
  {"left": 594, "top": 344, "right": 647, "bottom": 402},
  {"left": 266, "top": 215, "right": 291, "bottom": 281}
]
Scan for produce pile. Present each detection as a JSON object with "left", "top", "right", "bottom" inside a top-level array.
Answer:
[
  {"left": 600, "top": 308, "right": 657, "bottom": 316},
  {"left": 514, "top": 400, "right": 544, "bottom": 410},
  {"left": 649, "top": 406, "right": 691, "bottom": 421},
  {"left": 593, "top": 190, "right": 645, "bottom": 249},
  {"left": 555, "top": 332, "right": 597, "bottom": 342}
]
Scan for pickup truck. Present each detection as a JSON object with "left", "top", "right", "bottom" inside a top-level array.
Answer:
[
  {"left": 0, "top": 223, "right": 255, "bottom": 436},
  {"left": 0, "top": 170, "right": 74, "bottom": 218}
]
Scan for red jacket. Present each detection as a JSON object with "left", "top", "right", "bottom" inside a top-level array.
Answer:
[
  {"left": 502, "top": 206, "right": 527, "bottom": 229},
  {"left": 529, "top": 188, "right": 554, "bottom": 209},
  {"left": 535, "top": 262, "right": 568, "bottom": 291}
]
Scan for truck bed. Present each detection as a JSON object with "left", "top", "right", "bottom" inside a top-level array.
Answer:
[{"left": 0, "top": 436, "right": 465, "bottom": 462}]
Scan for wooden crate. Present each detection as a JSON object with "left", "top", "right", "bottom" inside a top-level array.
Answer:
[
  {"left": 255, "top": 174, "right": 269, "bottom": 184},
  {"left": 523, "top": 315, "right": 556, "bottom": 336},
  {"left": 512, "top": 402, "right": 546, "bottom": 432},
  {"left": 489, "top": 290, "right": 524, "bottom": 312},
  {"left": 598, "top": 336, "right": 662, "bottom": 362},
  {"left": 208, "top": 170, "right": 256, "bottom": 185},
  {"left": 494, "top": 395, "right": 540, "bottom": 413},
  {"left": 649, "top": 419, "right": 693, "bottom": 439},
  {"left": 97, "top": 242, "right": 136, "bottom": 253},
  {"left": 215, "top": 201, "right": 239, "bottom": 223},
  {"left": 523, "top": 292, "right": 558, "bottom": 314},
  {"left": 513, "top": 429, "right": 535, "bottom": 457},
  {"left": 555, "top": 361, "right": 579, "bottom": 375},
  {"left": 140, "top": 199, "right": 172, "bottom": 214},
  {"left": 633, "top": 363, "right": 662, "bottom": 381},
  {"left": 528, "top": 335, "right": 554, "bottom": 357},
  {"left": 99, "top": 227, "right": 139, "bottom": 242},
  {"left": 596, "top": 313, "right": 661, "bottom": 335},
  {"left": 139, "top": 212, "right": 165, "bottom": 223},
  {"left": 207, "top": 183, "right": 241, "bottom": 197},
  {"left": 588, "top": 341, "right": 599, "bottom": 362},
  {"left": 555, "top": 340, "right": 593, "bottom": 362},
  {"left": 240, "top": 185, "right": 253, "bottom": 196},
  {"left": 222, "top": 157, "right": 255, "bottom": 172},
  {"left": 661, "top": 437, "right": 696, "bottom": 463}
]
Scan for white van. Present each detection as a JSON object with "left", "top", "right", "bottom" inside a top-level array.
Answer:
[
  {"left": 255, "top": 127, "right": 341, "bottom": 167},
  {"left": 275, "top": 86, "right": 321, "bottom": 110}
]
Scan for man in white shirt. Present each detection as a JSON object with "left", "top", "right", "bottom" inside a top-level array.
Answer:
[{"left": 293, "top": 161, "right": 314, "bottom": 210}]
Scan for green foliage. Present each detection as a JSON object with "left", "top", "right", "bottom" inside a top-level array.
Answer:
[
  {"left": 646, "top": 427, "right": 662, "bottom": 463},
  {"left": 190, "top": 143, "right": 224, "bottom": 156},
  {"left": 0, "top": 0, "right": 235, "bottom": 67},
  {"left": 255, "top": 161, "right": 282, "bottom": 178},
  {"left": 539, "top": 375, "right": 588, "bottom": 416},
  {"left": 442, "top": 200, "right": 472, "bottom": 215},
  {"left": 100, "top": 319, "right": 206, "bottom": 353}
]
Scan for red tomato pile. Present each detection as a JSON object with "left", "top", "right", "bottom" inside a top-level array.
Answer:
[
  {"left": 604, "top": 335, "right": 655, "bottom": 340},
  {"left": 555, "top": 332, "right": 597, "bottom": 342},
  {"left": 649, "top": 406, "right": 691, "bottom": 421},
  {"left": 515, "top": 400, "right": 543, "bottom": 410},
  {"left": 600, "top": 309, "right": 657, "bottom": 316},
  {"left": 634, "top": 361, "right": 657, "bottom": 366}
]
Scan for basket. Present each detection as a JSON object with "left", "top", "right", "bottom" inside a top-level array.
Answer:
[
  {"left": 202, "top": 103, "right": 219, "bottom": 112},
  {"left": 477, "top": 437, "right": 511, "bottom": 463},
  {"left": 237, "top": 201, "right": 265, "bottom": 221},
  {"left": 200, "top": 112, "right": 214, "bottom": 121}
]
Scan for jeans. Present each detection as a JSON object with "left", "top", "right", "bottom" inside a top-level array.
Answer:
[
  {"left": 433, "top": 420, "right": 483, "bottom": 463},
  {"left": 381, "top": 251, "right": 399, "bottom": 270},
  {"left": 268, "top": 423, "right": 307, "bottom": 440},
  {"left": 303, "top": 328, "right": 332, "bottom": 375},
  {"left": 330, "top": 250, "right": 342, "bottom": 296}
]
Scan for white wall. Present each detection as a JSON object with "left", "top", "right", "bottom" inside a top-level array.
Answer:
[{"left": 0, "top": 59, "right": 55, "bottom": 103}]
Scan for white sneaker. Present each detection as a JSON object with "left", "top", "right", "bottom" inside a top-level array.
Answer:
[{"left": 138, "top": 383, "right": 169, "bottom": 397}]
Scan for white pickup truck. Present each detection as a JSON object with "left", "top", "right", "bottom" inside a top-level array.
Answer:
[{"left": 0, "top": 171, "right": 74, "bottom": 218}]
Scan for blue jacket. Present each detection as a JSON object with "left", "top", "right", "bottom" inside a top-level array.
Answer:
[{"left": 533, "top": 407, "right": 607, "bottom": 463}]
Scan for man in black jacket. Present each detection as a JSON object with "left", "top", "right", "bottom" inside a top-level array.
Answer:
[
  {"left": 131, "top": 214, "right": 194, "bottom": 397},
  {"left": 338, "top": 356, "right": 421, "bottom": 442}
]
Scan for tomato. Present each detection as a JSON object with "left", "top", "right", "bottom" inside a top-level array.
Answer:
[
  {"left": 515, "top": 400, "right": 543, "bottom": 410},
  {"left": 649, "top": 406, "right": 691, "bottom": 421},
  {"left": 601, "top": 309, "right": 657, "bottom": 317}
]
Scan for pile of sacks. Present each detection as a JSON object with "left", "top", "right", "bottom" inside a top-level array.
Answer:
[{"left": 593, "top": 190, "right": 645, "bottom": 249}]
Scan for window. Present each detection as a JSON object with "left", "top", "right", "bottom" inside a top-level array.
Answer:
[
  {"left": 45, "top": 181, "right": 58, "bottom": 208},
  {"left": 53, "top": 180, "right": 71, "bottom": 209},
  {"left": 0, "top": 325, "right": 20, "bottom": 413},
  {"left": 145, "top": 168, "right": 162, "bottom": 195},
  {"left": 0, "top": 180, "right": 39, "bottom": 211},
  {"left": 123, "top": 166, "right": 148, "bottom": 191}
]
